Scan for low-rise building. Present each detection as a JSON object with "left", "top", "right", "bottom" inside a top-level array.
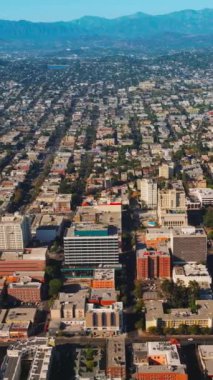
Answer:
[
  {"left": 7, "top": 281, "right": 41, "bottom": 303},
  {"left": 198, "top": 345, "right": 213, "bottom": 379},
  {"left": 171, "top": 227, "right": 207, "bottom": 263},
  {"left": 106, "top": 338, "right": 126, "bottom": 380},
  {"left": 132, "top": 342, "right": 187, "bottom": 380},
  {"left": 145, "top": 300, "right": 213, "bottom": 331},
  {"left": 85, "top": 302, "right": 123, "bottom": 336},
  {"left": 91, "top": 269, "right": 115, "bottom": 289},
  {"left": 173, "top": 263, "right": 212, "bottom": 289}
]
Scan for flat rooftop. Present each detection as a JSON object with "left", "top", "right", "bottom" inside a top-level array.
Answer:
[
  {"left": 6, "top": 308, "right": 37, "bottom": 323},
  {"left": 93, "top": 269, "right": 115, "bottom": 281}
]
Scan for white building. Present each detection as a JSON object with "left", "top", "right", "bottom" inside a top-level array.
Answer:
[
  {"left": 0, "top": 214, "right": 31, "bottom": 251},
  {"left": 64, "top": 225, "right": 120, "bottom": 268},
  {"left": 189, "top": 188, "right": 213, "bottom": 206},
  {"left": 173, "top": 263, "right": 212, "bottom": 289},
  {"left": 140, "top": 179, "right": 157, "bottom": 209}
]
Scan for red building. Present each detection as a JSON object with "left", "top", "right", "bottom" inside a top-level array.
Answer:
[
  {"left": 7, "top": 282, "right": 41, "bottom": 303},
  {"left": 137, "top": 249, "right": 171, "bottom": 280}
]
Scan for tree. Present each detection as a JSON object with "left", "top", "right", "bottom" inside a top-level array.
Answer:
[
  {"left": 135, "top": 318, "right": 145, "bottom": 330},
  {"left": 45, "top": 265, "right": 57, "bottom": 279},
  {"left": 177, "top": 324, "right": 188, "bottom": 335},
  {"left": 49, "top": 279, "right": 62, "bottom": 297},
  {"left": 204, "top": 207, "right": 213, "bottom": 228},
  {"left": 188, "top": 325, "right": 200, "bottom": 335},
  {"left": 133, "top": 280, "right": 142, "bottom": 299},
  {"left": 148, "top": 326, "right": 158, "bottom": 334}
]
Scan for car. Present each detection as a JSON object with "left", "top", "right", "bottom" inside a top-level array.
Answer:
[{"left": 188, "top": 338, "right": 194, "bottom": 341}]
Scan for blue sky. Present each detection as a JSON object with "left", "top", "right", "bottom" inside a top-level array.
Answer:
[{"left": 0, "top": 0, "right": 212, "bottom": 21}]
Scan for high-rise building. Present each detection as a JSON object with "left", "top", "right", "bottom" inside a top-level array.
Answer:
[
  {"left": 64, "top": 225, "right": 120, "bottom": 268},
  {"left": 137, "top": 249, "right": 171, "bottom": 280},
  {"left": 140, "top": 179, "right": 157, "bottom": 209},
  {"left": 0, "top": 214, "right": 31, "bottom": 251},
  {"left": 159, "top": 163, "right": 174, "bottom": 179},
  {"left": 158, "top": 188, "right": 187, "bottom": 227},
  {"left": 158, "top": 188, "right": 186, "bottom": 210}
]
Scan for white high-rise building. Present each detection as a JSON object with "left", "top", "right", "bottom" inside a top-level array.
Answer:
[
  {"left": 64, "top": 225, "right": 120, "bottom": 268},
  {"left": 0, "top": 214, "right": 31, "bottom": 251},
  {"left": 140, "top": 179, "right": 157, "bottom": 209}
]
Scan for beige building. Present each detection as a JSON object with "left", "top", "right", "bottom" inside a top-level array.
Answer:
[
  {"left": 85, "top": 302, "right": 123, "bottom": 335},
  {"left": 158, "top": 188, "right": 186, "bottom": 210},
  {"left": 0, "top": 214, "right": 31, "bottom": 251},
  {"left": 145, "top": 300, "right": 213, "bottom": 330},
  {"left": 50, "top": 289, "right": 88, "bottom": 332},
  {"left": 159, "top": 163, "right": 174, "bottom": 179},
  {"left": 158, "top": 188, "right": 187, "bottom": 227}
]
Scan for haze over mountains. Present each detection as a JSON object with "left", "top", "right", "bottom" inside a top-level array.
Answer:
[{"left": 0, "top": 8, "right": 213, "bottom": 53}]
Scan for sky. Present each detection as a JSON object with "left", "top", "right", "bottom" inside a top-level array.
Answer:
[{"left": 0, "top": 0, "right": 212, "bottom": 22}]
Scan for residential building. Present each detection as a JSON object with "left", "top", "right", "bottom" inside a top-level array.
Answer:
[
  {"left": 137, "top": 248, "right": 171, "bottom": 280},
  {"left": 145, "top": 300, "right": 213, "bottom": 331},
  {"left": 140, "top": 179, "right": 157, "bottom": 209},
  {"left": 0, "top": 214, "right": 31, "bottom": 251},
  {"left": 159, "top": 163, "right": 174, "bottom": 179}
]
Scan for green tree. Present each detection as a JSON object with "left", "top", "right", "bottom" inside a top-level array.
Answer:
[
  {"left": 204, "top": 207, "right": 213, "bottom": 228},
  {"left": 49, "top": 279, "right": 62, "bottom": 297},
  {"left": 133, "top": 280, "right": 142, "bottom": 299}
]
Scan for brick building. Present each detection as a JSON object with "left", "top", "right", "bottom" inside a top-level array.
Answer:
[
  {"left": 137, "top": 249, "right": 171, "bottom": 280},
  {"left": 7, "top": 282, "right": 41, "bottom": 303}
]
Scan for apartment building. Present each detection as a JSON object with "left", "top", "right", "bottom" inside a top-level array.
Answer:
[
  {"left": 140, "top": 179, "right": 157, "bottom": 209},
  {"left": 0, "top": 214, "right": 31, "bottom": 251},
  {"left": 137, "top": 249, "right": 171, "bottom": 280},
  {"left": 145, "top": 300, "right": 213, "bottom": 331},
  {"left": 159, "top": 163, "right": 174, "bottom": 179}
]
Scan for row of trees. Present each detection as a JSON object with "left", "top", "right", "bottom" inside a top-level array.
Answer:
[{"left": 149, "top": 325, "right": 212, "bottom": 336}]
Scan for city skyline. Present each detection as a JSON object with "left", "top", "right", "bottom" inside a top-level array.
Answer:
[{"left": 0, "top": 0, "right": 212, "bottom": 22}]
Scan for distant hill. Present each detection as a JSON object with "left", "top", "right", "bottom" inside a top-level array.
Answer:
[{"left": 0, "top": 9, "right": 213, "bottom": 52}]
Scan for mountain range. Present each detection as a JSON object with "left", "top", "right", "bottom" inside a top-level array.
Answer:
[{"left": 0, "top": 9, "right": 213, "bottom": 52}]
